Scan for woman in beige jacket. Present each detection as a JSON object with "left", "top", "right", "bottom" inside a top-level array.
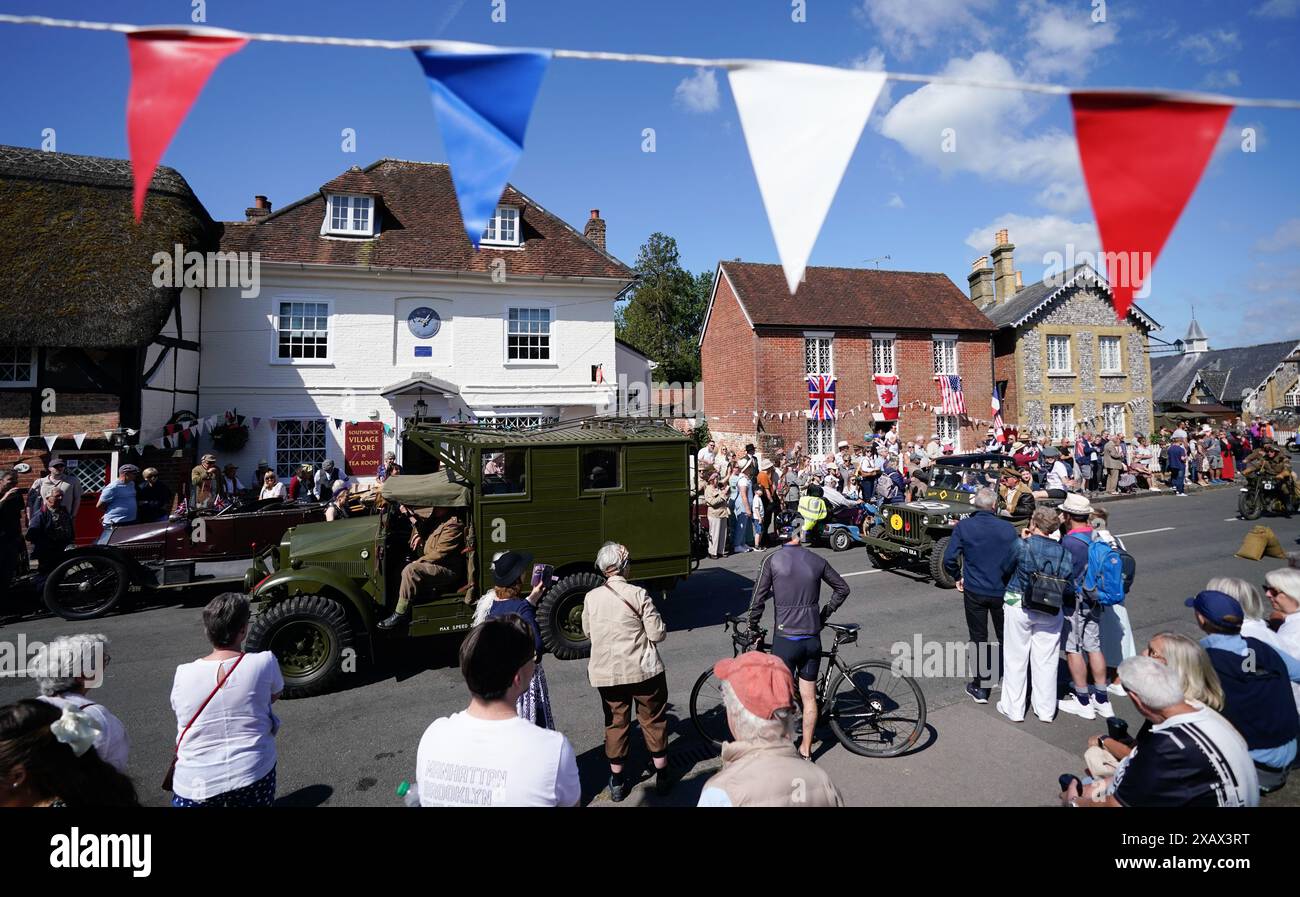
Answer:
[
  {"left": 703, "top": 470, "right": 731, "bottom": 559},
  {"left": 582, "top": 542, "right": 670, "bottom": 802}
]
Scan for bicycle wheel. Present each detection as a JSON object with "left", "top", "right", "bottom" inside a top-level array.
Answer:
[
  {"left": 689, "top": 667, "right": 732, "bottom": 746},
  {"left": 826, "top": 661, "right": 926, "bottom": 758}
]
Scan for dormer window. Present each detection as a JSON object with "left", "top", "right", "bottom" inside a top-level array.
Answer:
[
  {"left": 482, "top": 206, "right": 520, "bottom": 246},
  {"left": 325, "top": 194, "right": 375, "bottom": 236}
]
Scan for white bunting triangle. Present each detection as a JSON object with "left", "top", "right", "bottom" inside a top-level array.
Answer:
[
  {"left": 42, "top": 435, "right": 57, "bottom": 451},
  {"left": 73, "top": 433, "right": 87, "bottom": 449},
  {"left": 727, "top": 61, "right": 886, "bottom": 294},
  {"left": 13, "top": 436, "right": 28, "bottom": 453}
]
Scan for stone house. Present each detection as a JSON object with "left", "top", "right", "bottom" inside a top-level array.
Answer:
[
  {"left": 971, "top": 230, "right": 1160, "bottom": 440},
  {"left": 699, "top": 260, "right": 997, "bottom": 455}
]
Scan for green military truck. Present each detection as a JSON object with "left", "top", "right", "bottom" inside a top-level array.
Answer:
[
  {"left": 858, "top": 453, "right": 1033, "bottom": 588},
  {"left": 241, "top": 418, "right": 696, "bottom": 697}
]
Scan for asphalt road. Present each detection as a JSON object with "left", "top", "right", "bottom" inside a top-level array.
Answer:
[{"left": 3, "top": 484, "right": 1298, "bottom": 807}]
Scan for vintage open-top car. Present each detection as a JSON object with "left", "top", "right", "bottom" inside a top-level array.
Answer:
[
  {"left": 39, "top": 496, "right": 327, "bottom": 620},
  {"left": 858, "top": 453, "right": 1036, "bottom": 588},
  {"left": 241, "top": 418, "right": 696, "bottom": 698}
]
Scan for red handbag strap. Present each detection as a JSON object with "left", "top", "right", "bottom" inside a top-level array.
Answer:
[{"left": 173, "top": 653, "right": 245, "bottom": 756}]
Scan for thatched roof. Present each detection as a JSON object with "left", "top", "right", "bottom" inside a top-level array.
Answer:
[{"left": 0, "top": 145, "right": 216, "bottom": 348}]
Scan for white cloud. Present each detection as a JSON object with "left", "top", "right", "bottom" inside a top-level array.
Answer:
[
  {"left": 673, "top": 67, "right": 719, "bottom": 114},
  {"left": 879, "top": 52, "right": 1081, "bottom": 185},
  {"left": 1202, "top": 69, "right": 1241, "bottom": 90},
  {"left": 887, "top": 193, "right": 906, "bottom": 209},
  {"left": 850, "top": 46, "right": 895, "bottom": 117},
  {"left": 965, "top": 213, "right": 1099, "bottom": 269},
  {"left": 1255, "top": 218, "right": 1300, "bottom": 252},
  {"left": 856, "top": 0, "right": 996, "bottom": 59},
  {"left": 1253, "top": 0, "right": 1300, "bottom": 18},
  {"left": 1176, "top": 29, "right": 1242, "bottom": 65},
  {"left": 1020, "top": 0, "right": 1118, "bottom": 77},
  {"left": 1034, "top": 182, "right": 1089, "bottom": 214},
  {"left": 1212, "top": 120, "right": 1266, "bottom": 160}
]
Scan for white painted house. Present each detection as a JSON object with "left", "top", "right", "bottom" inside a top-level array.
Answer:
[{"left": 199, "top": 159, "right": 634, "bottom": 481}]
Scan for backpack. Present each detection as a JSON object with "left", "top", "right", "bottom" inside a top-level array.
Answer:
[{"left": 1073, "top": 537, "right": 1130, "bottom": 606}]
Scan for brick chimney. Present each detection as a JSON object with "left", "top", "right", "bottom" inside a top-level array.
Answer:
[
  {"left": 245, "top": 195, "right": 272, "bottom": 222},
  {"left": 991, "top": 228, "right": 1017, "bottom": 305},
  {"left": 583, "top": 209, "right": 606, "bottom": 251},
  {"left": 967, "top": 256, "right": 995, "bottom": 310}
]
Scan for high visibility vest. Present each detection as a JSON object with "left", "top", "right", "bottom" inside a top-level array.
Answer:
[{"left": 798, "top": 495, "right": 828, "bottom": 531}]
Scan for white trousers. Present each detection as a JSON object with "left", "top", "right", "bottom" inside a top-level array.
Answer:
[
  {"left": 1100, "top": 603, "right": 1136, "bottom": 669},
  {"left": 996, "top": 601, "right": 1063, "bottom": 722}
]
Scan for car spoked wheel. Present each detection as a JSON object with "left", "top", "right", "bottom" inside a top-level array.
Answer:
[
  {"left": 43, "top": 556, "right": 129, "bottom": 620},
  {"left": 247, "top": 594, "right": 353, "bottom": 698},
  {"left": 537, "top": 572, "right": 601, "bottom": 660}
]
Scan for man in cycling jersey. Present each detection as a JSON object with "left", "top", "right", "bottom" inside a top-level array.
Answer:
[{"left": 746, "top": 528, "right": 851, "bottom": 759}]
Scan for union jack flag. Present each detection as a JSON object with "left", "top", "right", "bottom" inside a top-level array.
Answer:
[
  {"left": 938, "top": 375, "right": 967, "bottom": 415},
  {"left": 807, "top": 375, "right": 837, "bottom": 421}
]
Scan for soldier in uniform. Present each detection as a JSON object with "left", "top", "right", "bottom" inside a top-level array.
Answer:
[
  {"left": 998, "top": 467, "right": 1035, "bottom": 519},
  {"left": 380, "top": 505, "right": 466, "bottom": 630},
  {"left": 1242, "top": 441, "right": 1295, "bottom": 504}
]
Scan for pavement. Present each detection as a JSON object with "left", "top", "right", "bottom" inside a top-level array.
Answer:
[{"left": 2, "top": 483, "right": 1298, "bottom": 807}]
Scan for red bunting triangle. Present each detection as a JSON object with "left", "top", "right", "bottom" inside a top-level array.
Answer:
[
  {"left": 126, "top": 30, "right": 247, "bottom": 221},
  {"left": 1071, "top": 92, "right": 1232, "bottom": 320}
]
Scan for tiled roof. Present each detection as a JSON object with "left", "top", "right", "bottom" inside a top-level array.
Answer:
[
  {"left": 1150, "top": 340, "right": 1300, "bottom": 404},
  {"left": 220, "top": 159, "right": 632, "bottom": 280},
  {"left": 320, "top": 167, "right": 382, "bottom": 195},
  {"left": 984, "top": 264, "right": 1159, "bottom": 331},
  {"left": 717, "top": 261, "right": 996, "bottom": 332}
]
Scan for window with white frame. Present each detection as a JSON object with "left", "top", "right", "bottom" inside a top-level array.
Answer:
[
  {"left": 275, "top": 419, "right": 327, "bottom": 480},
  {"left": 0, "top": 346, "right": 35, "bottom": 385},
  {"left": 932, "top": 336, "right": 957, "bottom": 376},
  {"left": 1099, "top": 336, "right": 1123, "bottom": 374},
  {"left": 482, "top": 413, "right": 557, "bottom": 430},
  {"left": 1050, "top": 404, "right": 1075, "bottom": 441},
  {"left": 1103, "top": 403, "right": 1126, "bottom": 435},
  {"left": 276, "top": 301, "right": 330, "bottom": 361},
  {"left": 935, "top": 414, "right": 960, "bottom": 450},
  {"left": 872, "top": 338, "right": 895, "bottom": 376},
  {"left": 482, "top": 206, "right": 521, "bottom": 246},
  {"left": 1287, "top": 382, "right": 1300, "bottom": 407},
  {"left": 507, "top": 308, "right": 551, "bottom": 361},
  {"left": 1047, "top": 335, "right": 1072, "bottom": 374},
  {"left": 807, "top": 419, "right": 835, "bottom": 456},
  {"left": 804, "top": 336, "right": 833, "bottom": 376},
  {"left": 326, "top": 194, "right": 374, "bottom": 236}
]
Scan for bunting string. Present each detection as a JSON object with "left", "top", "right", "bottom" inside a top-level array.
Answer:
[{"left": 2, "top": 14, "right": 1298, "bottom": 108}]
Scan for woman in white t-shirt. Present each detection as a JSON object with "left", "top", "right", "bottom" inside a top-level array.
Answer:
[
  {"left": 259, "top": 471, "right": 286, "bottom": 501},
  {"left": 1034, "top": 447, "right": 1072, "bottom": 499},
  {"left": 170, "top": 593, "right": 283, "bottom": 807}
]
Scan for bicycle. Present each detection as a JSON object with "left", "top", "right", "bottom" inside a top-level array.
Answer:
[{"left": 689, "top": 612, "right": 926, "bottom": 758}]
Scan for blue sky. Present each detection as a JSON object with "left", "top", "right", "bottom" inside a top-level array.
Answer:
[{"left": 2, "top": 0, "right": 1298, "bottom": 348}]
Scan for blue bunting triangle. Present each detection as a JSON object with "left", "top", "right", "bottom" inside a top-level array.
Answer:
[{"left": 412, "top": 45, "right": 551, "bottom": 247}]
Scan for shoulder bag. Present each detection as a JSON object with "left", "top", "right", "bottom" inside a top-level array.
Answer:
[{"left": 163, "top": 653, "right": 245, "bottom": 792}]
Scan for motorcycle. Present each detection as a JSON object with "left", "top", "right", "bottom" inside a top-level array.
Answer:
[
  {"left": 1287, "top": 436, "right": 1299, "bottom": 454},
  {"left": 1239, "top": 473, "right": 1294, "bottom": 520}
]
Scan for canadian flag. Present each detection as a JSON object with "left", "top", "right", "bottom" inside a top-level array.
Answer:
[{"left": 874, "top": 374, "right": 899, "bottom": 421}]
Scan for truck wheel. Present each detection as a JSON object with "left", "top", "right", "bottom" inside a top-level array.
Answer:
[
  {"left": 829, "top": 529, "right": 853, "bottom": 552},
  {"left": 538, "top": 572, "right": 601, "bottom": 660},
  {"left": 246, "top": 594, "right": 354, "bottom": 699},
  {"left": 865, "top": 525, "right": 897, "bottom": 569},
  {"left": 929, "top": 536, "right": 957, "bottom": 589},
  {"left": 43, "top": 555, "right": 129, "bottom": 620}
]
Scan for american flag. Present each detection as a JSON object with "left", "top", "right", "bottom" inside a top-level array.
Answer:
[
  {"left": 938, "top": 375, "right": 967, "bottom": 415},
  {"left": 807, "top": 375, "right": 837, "bottom": 421},
  {"left": 991, "top": 383, "right": 1006, "bottom": 443}
]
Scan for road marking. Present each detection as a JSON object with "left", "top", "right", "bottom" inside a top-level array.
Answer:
[
  {"left": 1224, "top": 517, "right": 1241, "bottom": 522},
  {"left": 1114, "top": 527, "right": 1176, "bottom": 538},
  {"left": 843, "top": 570, "right": 882, "bottom": 577}
]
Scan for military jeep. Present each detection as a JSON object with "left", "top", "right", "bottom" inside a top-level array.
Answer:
[
  {"left": 241, "top": 418, "right": 695, "bottom": 697},
  {"left": 858, "top": 453, "right": 1028, "bottom": 588}
]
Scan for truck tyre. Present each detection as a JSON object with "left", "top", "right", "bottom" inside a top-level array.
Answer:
[
  {"left": 865, "top": 525, "right": 897, "bottom": 569},
  {"left": 43, "top": 554, "right": 130, "bottom": 620},
  {"left": 538, "top": 571, "right": 601, "bottom": 660},
  {"left": 929, "top": 536, "right": 958, "bottom": 589},
  {"left": 246, "top": 593, "right": 354, "bottom": 699}
]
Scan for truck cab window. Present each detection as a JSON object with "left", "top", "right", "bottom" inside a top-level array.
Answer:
[
  {"left": 482, "top": 450, "right": 526, "bottom": 495},
  {"left": 582, "top": 447, "right": 620, "bottom": 491}
]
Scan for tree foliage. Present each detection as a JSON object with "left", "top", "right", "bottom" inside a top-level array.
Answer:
[{"left": 616, "top": 232, "right": 712, "bottom": 383}]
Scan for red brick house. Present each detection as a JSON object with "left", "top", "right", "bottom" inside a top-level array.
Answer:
[{"left": 699, "top": 261, "right": 998, "bottom": 455}]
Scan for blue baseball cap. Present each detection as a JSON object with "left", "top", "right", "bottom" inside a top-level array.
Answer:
[{"left": 1185, "top": 590, "right": 1244, "bottom": 630}]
